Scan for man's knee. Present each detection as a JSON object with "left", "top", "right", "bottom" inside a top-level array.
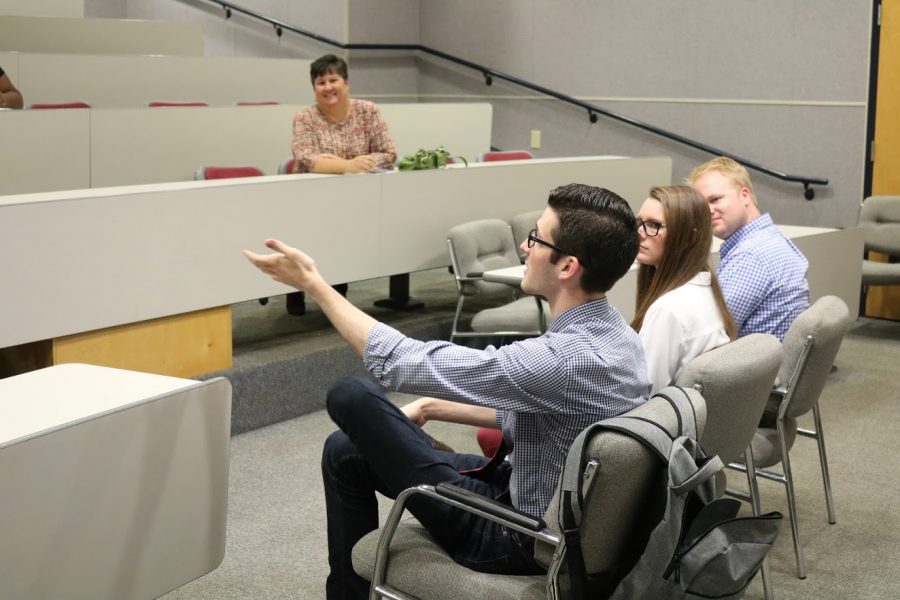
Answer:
[
  {"left": 326, "top": 375, "right": 383, "bottom": 426},
  {"left": 321, "top": 429, "right": 357, "bottom": 481}
]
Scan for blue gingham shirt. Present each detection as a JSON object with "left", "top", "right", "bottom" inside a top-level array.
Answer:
[
  {"left": 718, "top": 213, "right": 809, "bottom": 341},
  {"left": 364, "top": 297, "right": 650, "bottom": 518}
]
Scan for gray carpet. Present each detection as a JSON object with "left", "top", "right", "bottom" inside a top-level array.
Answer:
[{"left": 162, "top": 276, "right": 900, "bottom": 599}]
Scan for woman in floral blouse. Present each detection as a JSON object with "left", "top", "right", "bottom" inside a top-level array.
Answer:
[{"left": 290, "top": 54, "right": 397, "bottom": 174}]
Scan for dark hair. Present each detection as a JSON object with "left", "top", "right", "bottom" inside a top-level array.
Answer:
[
  {"left": 547, "top": 183, "right": 639, "bottom": 293},
  {"left": 309, "top": 54, "right": 349, "bottom": 84},
  {"left": 631, "top": 185, "right": 736, "bottom": 338}
]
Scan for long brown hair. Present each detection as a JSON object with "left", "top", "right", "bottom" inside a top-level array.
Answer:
[{"left": 631, "top": 185, "right": 736, "bottom": 339}]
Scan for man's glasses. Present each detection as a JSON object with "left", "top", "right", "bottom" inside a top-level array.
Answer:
[
  {"left": 527, "top": 228, "right": 590, "bottom": 269},
  {"left": 637, "top": 219, "right": 666, "bottom": 237},
  {"left": 527, "top": 228, "right": 568, "bottom": 254}
]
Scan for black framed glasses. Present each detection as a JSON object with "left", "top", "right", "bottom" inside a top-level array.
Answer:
[
  {"left": 527, "top": 228, "right": 568, "bottom": 254},
  {"left": 637, "top": 219, "right": 666, "bottom": 237},
  {"left": 526, "top": 228, "right": 590, "bottom": 269}
]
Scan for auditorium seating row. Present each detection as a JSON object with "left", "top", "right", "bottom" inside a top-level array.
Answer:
[{"left": 0, "top": 102, "right": 493, "bottom": 194}]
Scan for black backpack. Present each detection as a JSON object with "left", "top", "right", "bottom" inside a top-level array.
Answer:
[{"left": 559, "top": 387, "right": 783, "bottom": 599}]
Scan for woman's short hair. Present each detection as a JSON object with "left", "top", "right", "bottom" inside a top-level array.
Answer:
[
  {"left": 310, "top": 54, "right": 349, "bottom": 84},
  {"left": 631, "top": 185, "right": 736, "bottom": 338}
]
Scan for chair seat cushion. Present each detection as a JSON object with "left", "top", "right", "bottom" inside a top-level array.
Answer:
[
  {"left": 471, "top": 297, "right": 548, "bottom": 333},
  {"left": 746, "top": 418, "right": 798, "bottom": 469},
  {"left": 862, "top": 259, "right": 900, "bottom": 286},
  {"left": 352, "top": 522, "right": 546, "bottom": 600}
]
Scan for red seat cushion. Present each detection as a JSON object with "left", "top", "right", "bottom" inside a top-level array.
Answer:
[
  {"left": 201, "top": 166, "right": 264, "bottom": 179},
  {"left": 29, "top": 102, "right": 91, "bottom": 109}
]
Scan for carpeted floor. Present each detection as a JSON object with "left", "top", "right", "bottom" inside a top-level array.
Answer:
[{"left": 162, "top": 275, "right": 900, "bottom": 599}]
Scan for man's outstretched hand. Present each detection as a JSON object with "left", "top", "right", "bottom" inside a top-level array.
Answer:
[{"left": 243, "top": 239, "right": 324, "bottom": 293}]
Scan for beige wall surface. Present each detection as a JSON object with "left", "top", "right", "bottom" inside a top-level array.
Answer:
[
  {"left": 111, "top": 0, "right": 871, "bottom": 228},
  {"left": 0, "top": 15, "right": 203, "bottom": 55},
  {"left": 18, "top": 53, "right": 314, "bottom": 108},
  {"left": 0, "top": 0, "right": 82, "bottom": 18}
]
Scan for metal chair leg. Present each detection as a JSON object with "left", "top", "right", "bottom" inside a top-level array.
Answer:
[
  {"left": 811, "top": 401, "right": 837, "bottom": 524},
  {"left": 449, "top": 295, "right": 466, "bottom": 342},
  {"left": 778, "top": 423, "right": 806, "bottom": 579},
  {"left": 745, "top": 447, "right": 775, "bottom": 600}
]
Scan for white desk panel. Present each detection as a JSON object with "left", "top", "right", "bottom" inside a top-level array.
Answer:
[
  {"left": 379, "top": 156, "right": 673, "bottom": 273},
  {"left": 0, "top": 16, "right": 203, "bottom": 55},
  {"left": 90, "top": 105, "right": 302, "bottom": 186},
  {"left": 379, "top": 103, "right": 493, "bottom": 164},
  {"left": 0, "top": 175, "right": 381, "bottom": 347},
  {"left": 0, "top": 0, "right": 82, "bottom": 18},
  {"left": 0, "top": 364, "right": 230, "bottom": 599},
  {"left": 0, "top": 109, "right": 90, "bottom": 195},
  {"left": 19, "top": 53, "right": 313, "bottom": 108},
  {"left": 0, "top": 363, "right": 196, "bottom": 446}
]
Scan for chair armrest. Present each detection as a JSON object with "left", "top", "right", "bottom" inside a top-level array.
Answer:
[
  {"left": 435, "top": 482, "right": 546, "bottom": 531},
  {"left": 370, "top": 484, "right": 561, "bottom": 598}
]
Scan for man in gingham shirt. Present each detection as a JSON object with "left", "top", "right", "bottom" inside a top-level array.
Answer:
[
  {"left": 245, "top": 184, "right": 650, "bottom": 599},
  {"left": 691, "top": 157, "right": 809, "bottom": 341}
]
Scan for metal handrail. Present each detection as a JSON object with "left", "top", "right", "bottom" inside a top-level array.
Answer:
[{"left": 199, "top": 0, "right": 828, "bottom": 199}]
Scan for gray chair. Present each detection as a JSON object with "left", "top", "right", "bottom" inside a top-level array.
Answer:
[
  {"left": 510, "top": 209, "right": 544, "bottom": 262},
  {"left": 859, "top": 195, "right": 900, "bottom": 294},
  {"left": 731, "top": 296, "right": 850, "bottom": 580},
  {"left": 675, "top": 333, "right": 783, "bottom": 600},
  {"left": 352, "top": 388, "right": 707, "bottom": 600},
  {"left": 447, "top": 219, "right": 547, "bottom": 341}
]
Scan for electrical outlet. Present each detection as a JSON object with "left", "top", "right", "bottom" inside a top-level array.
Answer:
[{"left": 530, "top": 129, "right": 541, "bottom": 149}]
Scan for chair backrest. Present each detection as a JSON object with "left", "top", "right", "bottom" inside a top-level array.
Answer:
[
  {"left": 675, "top": 334, "right": 782, "bottom": 464},
  {"left": 29, "top": 102, "right": 91, "bottom": 109},
  {"left": 509, "top": 209, "right": 544, "bottom": 261},
  {"left": 778, "top": 295, "right": 850, "bottom": 418},
  {"left": 480, "top": 150, "right": 534, "bottom": 162},
  {"left": 859, "top": 195, "right": 900, "bottom": 256},
  {"left": 277, "top": 158, "right": 297, "bottom": 175},
  {"left": 536, "top": 389, "right": 707, "bottom": 574},
  {"left": 148, "top": 101, "right": 209, "bottom": 107},
  {"left": 446, "top": 219, "right": 521, "bottom": 297},
  {"left": 195, "top": 166, "right": 264, "bottom": 180}
]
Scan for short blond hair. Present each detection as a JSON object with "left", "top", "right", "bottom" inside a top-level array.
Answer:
[{"left": 688, "top": 156, "right": 756, "bottom": 204}]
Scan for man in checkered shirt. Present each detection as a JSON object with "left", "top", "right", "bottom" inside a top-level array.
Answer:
[
  {"left": 245, "top": 184, "right": 650, "bottom": 599},
  {"left": 690, "top": 157, "right": 809, "bottom": 341}
]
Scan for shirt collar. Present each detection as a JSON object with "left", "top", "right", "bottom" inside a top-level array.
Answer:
[
  {"left": 720, "top": 213, "right": 773, "bottom": 257},
  {"left": 547, "top": 297, "right": 610, "bottom": 332}
]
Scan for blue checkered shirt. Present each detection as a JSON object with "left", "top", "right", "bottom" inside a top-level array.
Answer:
[
  {"left": 718, "top": 213, "right": 809, "bottom": 341},
  {"left": 364, "top": 297, "right": 650, "bottom": 518}
]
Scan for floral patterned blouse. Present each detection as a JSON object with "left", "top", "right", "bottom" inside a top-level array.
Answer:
[{"left": 291, "top": 99, "right": 397, "bottom": 173}]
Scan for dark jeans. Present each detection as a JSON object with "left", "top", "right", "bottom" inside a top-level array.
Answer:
[{"left": 321, "top": 375, "right": 544, "bottom": 599}]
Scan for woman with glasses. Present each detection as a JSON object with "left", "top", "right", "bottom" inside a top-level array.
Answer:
[{"left": 633, "top": 185, "right": 736, "bottom": 394}]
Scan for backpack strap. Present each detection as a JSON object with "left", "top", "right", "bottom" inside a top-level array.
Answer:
[
  {"left": 653, "top": 385, "right": 699, "bottom": 441},
  {"left": 557, "top": 387, "right": 699, "bottom": 600},
  {"left": 560, "top": 386, "right": 698, "bottom": 524}
]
